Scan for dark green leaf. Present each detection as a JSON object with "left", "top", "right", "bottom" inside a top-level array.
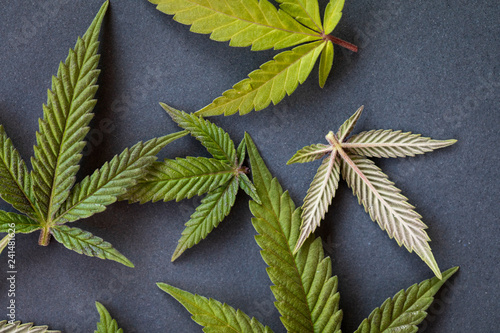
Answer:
[{"left": 172, "top": 176, "right": 239, "bottom": 261}]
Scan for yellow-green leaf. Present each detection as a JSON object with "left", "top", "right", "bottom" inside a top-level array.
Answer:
[{"left": 196, "top": 40, "right": 325, "bottom": 116}]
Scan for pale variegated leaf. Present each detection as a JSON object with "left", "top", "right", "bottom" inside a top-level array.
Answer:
[
  {"left": 336, "top": 105, "right": 363, "bottom": 141},
  {"left": 195, "top": 40, "right": 326, "bottom": 116},
  {"left": 294, "top": 151, "right": 340, "bottom": 252},
  {"left": 126, "top": 157, "right": 234, "bottom": 204},
  {"left": 287, "top": 143, "right": 331, "bottom": 164},
  {"left": 31, "top": 1, "right": 108, "bottom": 221},
  {"left": 95, "top": 302, "right": 123, "bottom": 333},
  {"left": 0, "top": 126, "right": 37, "bottom": 217},
  {"left": 51, "top": 225, "right": 133, "bottom": 267},
  {"left": 246, "top": 133, "right": 342, "bottom": 333},
  {"left": 171, "top": 176, "right": 238, "bottom": 261},
  {"left": 339, "top": 152, "right": 441, "bottom": 279},
  {"left": 344, "top": 129, "right": 457, "bottom": 158},
  {"left": 0, "top": 234, "right": 13, "bottom": 255},
  {"left": 354, "top": 267, "right": 459, "bottom": 333},
  {"left": 158, "top": 283, "right": 273, "bottom": 332},
  {"left": 150, "top": 0, "right": 318, "bottom": 51},
  {"left": 0, "top": 321, "right": 59, "bottom": 333},
  {"left": 289, "top": 107, "right": 455, "bottom": 277}
]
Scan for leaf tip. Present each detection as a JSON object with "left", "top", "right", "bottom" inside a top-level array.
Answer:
[
  {"left": 95, "top": 301, "right": 104, "bottom": 311},
  {"left": 171, "top": 249, "right": 182, "bottom": 262},
  {"left": 121, "top": 256, "right": 135, "bottom": 268},
  {"left": 159, "top": 102, "right": 177, "bottom": 117}
]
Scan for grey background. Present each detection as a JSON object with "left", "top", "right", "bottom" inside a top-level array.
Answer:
[{"left": 0, "top": 0, "right": 498, "bottom": 332}]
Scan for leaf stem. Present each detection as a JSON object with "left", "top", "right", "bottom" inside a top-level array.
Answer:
[
  {"left": 323, "top": 34, "right": 358, "bottom": 52},
  {"left": 38, "top": 227, "right": 51, "bottom": 246},
  {"left": 237, "top": 166, "right": 250, "bottom": 174}
]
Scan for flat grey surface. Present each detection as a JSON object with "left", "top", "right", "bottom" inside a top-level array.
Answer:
[{"left": 0, "top": 0, "right": 498, "bottom": 332}]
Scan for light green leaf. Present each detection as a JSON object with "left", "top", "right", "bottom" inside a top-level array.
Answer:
[
  {"left": 0, "top": 210, "right": 40, "bottom": 234},
  {"left": 95, "top": 302, "right": 123, "bottom": 333},
  {"left": 294, "top": 151, "right": 340, "bottom": 252},
  {"left": 323, "top": 0, "right": 344, "bottom": 34},
  {"left": 126, "top": 157, "right": 235, "bottom": 204},
  {"left": 0, "top": 125, "right": 37, "bottom": 217},
  {"left": 246, "top": 133, "right": 342, "bottom": 333},
  {"left": 195, "top": 40, "right": 325, "bottom": 116},
  {"left": 339, "top": 152, "right": 441, "bottom": 279},
  {"left": 275, "top": 0, "right": 322, "bottom": 32},
  {"left": 171, "top": 176, "right": 239, "bottom": 261},
  {"left": 157, "top": 282, "right": 273, "bottom": 333},
  {"left": 344, "top": 130, "right": 457, "bottom": 158},
  {"left": 162, "top": 104, "right": 236, "bottom": 164},
  {"left": 150, "top": 0, "right": 319, "bottom": 51},
  {"left": 0, "top": 321, "right": 59, "bottom": 333},
  {"left": 31, "top": 1, "right": 109, "bottom": 221},
  {"left": 354, "top": 267, "right": 459, "bottom": 333},
  {"left": 336, "top": 105, "right": 364, "bottom": 141},
  {"left": 0, "top": 234, "right": 13, "bottom": 255},
  {"left": 54, "top": 133, "right": 185, "bottom": 224},
  {"left": 286, "top": 143, "right": 331, "bottom": 164},
  {"left": 318, "top": 40, "right": 334, "bottom": 88},
  {"left": 51, "top": 225, "right": 133, "bottom": 267},
  {"left": 238, "top": 173, "right": 261, "bottom": 204}
]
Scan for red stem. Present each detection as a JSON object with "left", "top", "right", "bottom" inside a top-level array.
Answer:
[{"left": 323, "top": 34, "right": 358, "bottom": 53}]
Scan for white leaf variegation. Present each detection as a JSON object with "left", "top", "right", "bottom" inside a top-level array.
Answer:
[
  {"left": 288, "top": 106, "right": 456, "bottom": 278},
  {"left": 339, "top": 152, "right": 440, "bottom": 278},
  {"left": 344, "top": 129, "right": 457, "bottom": 158},
  {"left": 0, "top": 320, "right": 59, "bottom": 333},
  {"left": 294, "top": 151, "right": 340, "bottom": 252},
  {"left": 287, "top": 143, "right": 331, "bottom": 164}
]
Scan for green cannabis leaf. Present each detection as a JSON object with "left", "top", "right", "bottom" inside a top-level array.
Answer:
[
  {"left": 288, "top": 106, "right": 457, "bottom": 278},
  {"left": 158, "top": 133, "right": 459, "bottom": 332},
  {"left": 149, "top": 0, "right": 357, "bottom": 116},
  {"left": 0, "top": 1, "right": 187, "bottom": 267},
  {"left": 126, "top": 104, "right": 260, "bottom": 261},
  {"left": 0, "top": 320, "right": 59, "bottom": 333},
  {"left": 95, "top": 302, "right": 123, "bottom": 333},
  {"left": 354, "top": 266, "right": 458, "bottom": 333}
]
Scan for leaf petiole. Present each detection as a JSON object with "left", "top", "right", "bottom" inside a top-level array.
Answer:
[{"left": 322, "top": 33, "right": 358, "bottom": 52}]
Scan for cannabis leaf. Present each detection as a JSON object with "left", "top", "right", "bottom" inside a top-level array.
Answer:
[
  {"left": 125, "top": 104, "right": 260, "bottom": 261},
  {"left": 354, "top": 266, "right": 459, "bottom": 333},
  {"left": 0, "top": 1, "right": 187, "bottom": 266},
  {"left": 0, "top": 321, "right": 59, "bottom": 333},
  {"left": 95, "top": 302, "right": 123, "bottom": 333},
  {"left": 158, "top": 133, "right": 459, "bottom": 332},
  {"left": 288, "top": 106, "right": 457, "bottom": 278},
  {"left": 157, "top": 283, "right": 274, "bottom": 332},
  {"left": 149, "top": 0, "right": 358, "bottom": 116},
  {"left": 0, "top": 302, "right": 121, "bottom": 333}
]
